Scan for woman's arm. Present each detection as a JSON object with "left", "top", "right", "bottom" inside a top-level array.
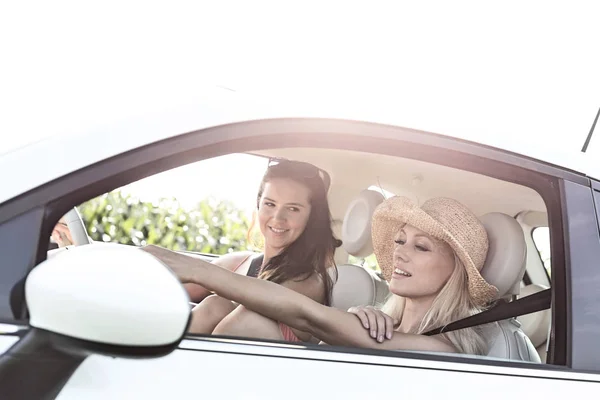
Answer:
[
  {"left": 142, "top": 245, "right": 253, "bottom": 302},
  {"left": 177, "top": 257, "right": 456, "bottom": 353}
]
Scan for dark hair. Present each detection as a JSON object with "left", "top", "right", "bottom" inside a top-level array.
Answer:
[{"left": 252, "top": 158, "right": 341, "bottom": 306}]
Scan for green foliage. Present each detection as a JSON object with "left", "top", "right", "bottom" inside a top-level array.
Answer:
[
  {"left": 78, "top": 190, "right": 385, "bottom": 272},
  {"left": 78, "top": 191, "right": 256, "bottom": 255}
]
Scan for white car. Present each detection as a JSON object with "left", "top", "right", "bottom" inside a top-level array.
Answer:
[{"left": 0, "top": 89, "right": 599, "bottom": 399}]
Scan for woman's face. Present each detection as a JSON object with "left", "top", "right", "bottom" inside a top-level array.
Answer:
[
  {"left": 258, "top": 178, "right": 312, "bottom": 256},
  {"left": 388, "top": 224, "right": 456, "bottom": 302}
]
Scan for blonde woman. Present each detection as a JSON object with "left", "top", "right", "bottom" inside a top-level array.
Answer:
[
  {"left": 151, "top": 196, "right": 498, "bottom": 354},
  {"left": 347, "top": 197, "right": 497, "bottom": 354}
]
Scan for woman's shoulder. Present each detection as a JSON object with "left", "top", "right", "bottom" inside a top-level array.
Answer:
[
  {"left": 281, "top": 271, "right": 326, "bottom": 303},
  {"left": 213, "top": 251, "right": 259, "bottom": 271}
]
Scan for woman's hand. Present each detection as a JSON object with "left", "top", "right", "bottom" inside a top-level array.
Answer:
[
  {"left": 51, "top": 218, "right": 73, "bottom": 247},
  {"left": 347, "top": 306, "right": 398, "bottom": 343}
]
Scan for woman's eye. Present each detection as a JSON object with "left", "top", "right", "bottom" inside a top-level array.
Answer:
[
  {"left": 416, "top": 245, "right": 430, "bottom": 252},
  {"left": 289, "top": 207, "right": 299, "bottom": 212},
  {"left": 264, "top": 202, "right": 275, "bottom": 207},
  {"left": 394, "top": 239, "right": 405, "bottom": 245}
]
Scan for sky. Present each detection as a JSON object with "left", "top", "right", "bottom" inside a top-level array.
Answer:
[
  {"left": 2, "top": 1, "right": 580, "bottom": 261},
  {"left": 119, "top": 153, "right": 269, "bottom": 215},
  {"left": 1, "top": 1, "right": 599, "bottom": 172},
  {"left": 118, "top": 152, "right": 398, "bottom": 217}
]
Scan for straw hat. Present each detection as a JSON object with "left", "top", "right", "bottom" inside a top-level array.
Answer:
[{"left": 372, "top": 196, "right": 498, "bottom": 306}]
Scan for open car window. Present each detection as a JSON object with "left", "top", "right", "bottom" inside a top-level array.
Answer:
[
  {"left": 44, "top": 145, "right": 557, "bottom": 368},
  {"left": 54, "top": 154, "right": 269, "bottom": 257}
]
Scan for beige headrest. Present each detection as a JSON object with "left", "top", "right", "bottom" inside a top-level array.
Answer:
[
  {"left": 341, "top": 189, "right": 385, "bottom": 258},
  {"left": 330, "top": 264, "right": 389, "bottom": 311},
  {"left": 517, "top": 284, "right": 551, "bottom": 347},
  {"left": 479, "top": 212, "right": 527, "bottom": 299}
]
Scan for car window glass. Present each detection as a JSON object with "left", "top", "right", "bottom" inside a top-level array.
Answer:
[{"left": 532, "top": 226, "right": 551, "bottom": 278}]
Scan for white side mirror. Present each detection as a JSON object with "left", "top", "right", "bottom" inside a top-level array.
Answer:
[
  {"left": 1, "top": 244, "right": 190, "bottom": 398},
  {"left": 26, "top": 243, "right": 190, "bottom": 348}
]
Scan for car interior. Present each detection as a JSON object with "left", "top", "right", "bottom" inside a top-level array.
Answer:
[
  {"left": 49, "top": 146, "right": 553, "bottom": 365},
  {"left": 252, "top": 148, "right": 552, "bottom": 363}
]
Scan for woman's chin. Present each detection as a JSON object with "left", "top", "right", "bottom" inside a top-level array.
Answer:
[
  {"left": 389, "top": 282, "right": 407, "bottom": 297},
  {"left": 389, "top": 279, "right": 418, "bottom": 297}
]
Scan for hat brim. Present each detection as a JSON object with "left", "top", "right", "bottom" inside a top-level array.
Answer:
[{"left": 371, "top": 197, "right": 498, "bottom": 306}]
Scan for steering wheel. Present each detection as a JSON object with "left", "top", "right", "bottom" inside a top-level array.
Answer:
[{"left": 62, "top": 207, "right": 92, "bottom": 246}]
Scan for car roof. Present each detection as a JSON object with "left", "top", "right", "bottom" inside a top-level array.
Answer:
[{"left": 0, "top": 85, "right": 597, "bottom": 206}]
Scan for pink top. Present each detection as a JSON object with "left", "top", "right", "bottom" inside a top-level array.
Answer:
[
  {"left": 231, "top": 253, "right": 254, "bottom": 273},
  {"left": 231, "top": 253, "right": 302, "bottom": 343}
]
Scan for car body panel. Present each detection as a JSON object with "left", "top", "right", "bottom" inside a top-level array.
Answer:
[
  {"left": 1, "top": 103, "right": 599, "bottom": 397},
  {"left": 0, "top": 334, "right": 19, "bottom": 352},
  {"left": 1, "top": 87, "right": 597, "bottom": 206},
  {"left": 51, "top": 338, "right": 599, "bottom": 400},
  {"left": 560, "top": 180, "right": 600, "bottom": 370}
]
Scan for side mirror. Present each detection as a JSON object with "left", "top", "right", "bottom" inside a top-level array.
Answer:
[
  {"left": 0, "top": 243, "right": 191, "bottom": 399},
  {"left": 27, "top": 242, "right": 190, "bottom": 349}
]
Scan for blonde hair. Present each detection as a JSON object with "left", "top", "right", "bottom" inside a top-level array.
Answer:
[{"left": 381, "top": 254, "right": 488, "bottom": 355}]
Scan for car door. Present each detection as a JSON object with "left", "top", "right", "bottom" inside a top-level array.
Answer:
[
  {"left": 53, "top": 338, "right": 600, "bottom": 400},
  {"left": 1, "top": 119, "right": 600, "bottom": 399}
]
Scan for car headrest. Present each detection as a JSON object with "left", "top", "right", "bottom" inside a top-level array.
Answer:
[
  {"left": 341, "top": 189, "right": 385, "bottom": 258},
  {"left": 517, "top": 284, "right": 551, "bottom": 348},
  {"left": 479, "top": 212, "right": 527, "bottom": 299},
  {"left": 329, "top": 264, "right": 390, "bottom": 311}
]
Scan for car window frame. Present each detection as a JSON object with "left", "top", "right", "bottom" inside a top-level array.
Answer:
[
  {"left": 592, "top": 179, "right": 600, "bottom": 232},
  {"left": 0, "top": 207, "right": 46, "bottom": 322},
  {"left": 0, "top": 118, "right": 580, "bottom": 371},
  {"left": 558, "top": 179, "right": 600, "bottom": 371}
]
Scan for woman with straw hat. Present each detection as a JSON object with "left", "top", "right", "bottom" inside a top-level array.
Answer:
[
  {"left": 348, "top": 196, "right": 498, "bottom": 354},
  {"left": 149, "top": 195, "right": 498, "bottom": 354}
]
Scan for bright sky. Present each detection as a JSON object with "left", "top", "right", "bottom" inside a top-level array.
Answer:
[
  {"left": 1, "top": 1, "right": 599, "bottom": 169},
  {"left": 120, "top": 153, "right": 269, "bottom": 215},
  {"left": 118, "top": 152, "right": 398, "bottom": 216}
]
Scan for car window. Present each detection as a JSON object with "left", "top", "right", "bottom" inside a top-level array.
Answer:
[
  {"left": 78, "top": 192, "right": 255, "bottom": 255},
  {"left": 532, "top": 227, "right": 551, "bottom": 278},
  {"left": 37, "top": 143, "right": 562, "bottom": 369},
  {"left": 66, "top": 154, "right": 268, "bottom": 256}
]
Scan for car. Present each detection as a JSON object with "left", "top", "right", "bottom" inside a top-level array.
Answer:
[{"left": 0, "top": 86, "right": 599, "bottom": 399}]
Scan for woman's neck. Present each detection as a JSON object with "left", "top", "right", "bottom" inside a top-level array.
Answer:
[
  {"left": 398, "top": 296, "right": 436, "bottom": 333},
  {"left": 262, "top": 246, "right": 281, "bottom": 266}
]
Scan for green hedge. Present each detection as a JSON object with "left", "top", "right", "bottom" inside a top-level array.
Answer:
[{"left": 78, "top": 191, "right": 257, "bottom": 255}]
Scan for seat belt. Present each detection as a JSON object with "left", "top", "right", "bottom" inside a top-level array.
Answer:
[{"left": 423, "top": 288, "right": 551, "bottom": 336}]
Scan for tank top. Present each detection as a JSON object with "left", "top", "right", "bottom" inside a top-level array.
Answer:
[{"left": 246, "top": 254, "right": 264, "bottom": 278}]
